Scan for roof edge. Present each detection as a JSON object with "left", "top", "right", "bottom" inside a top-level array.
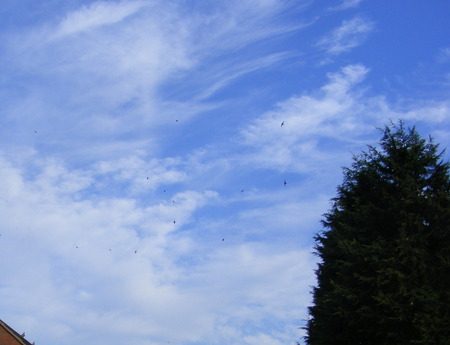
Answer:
[{"left": 0, "top": 319, "right": 34, "bottom": 345}]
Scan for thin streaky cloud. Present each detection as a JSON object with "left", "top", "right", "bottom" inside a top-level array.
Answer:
[
  {"left": 195, "top": 52, "right": 294, "bottom": 101},
  {"left": 52, "top": 1, "right": 147, "bottom": 39},
  {"left": 316, "top": 16, "right": 374, "bottom": 56},
  {"left": 328, "top": 0, "right": 363, "bottom": 11},
  {"left": 239, "top": 64, "right": 371, "bottom": 171},
  {"left": 438, "top": 47, "right": 450, "bottom": 63},
  {"left": 185, "top": 1, "right": 312, "bottom": 59},
  {"left": 238, "top": 63, "right": 450, "bottom": 173},
  {"left": 1, "top": 0, "right": 309, "bottom": 165}
]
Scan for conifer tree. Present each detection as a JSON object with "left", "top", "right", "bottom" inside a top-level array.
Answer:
[{"left": 305, "top": 122, "right": 450, "bottom": 345}]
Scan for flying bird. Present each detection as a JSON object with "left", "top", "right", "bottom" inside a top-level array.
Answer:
[
  {"left": 281, "top": 121, "right": 284, "bottom": 127},
  {"left": 284, "top": 180, "right": 287, "bottom": 186}
]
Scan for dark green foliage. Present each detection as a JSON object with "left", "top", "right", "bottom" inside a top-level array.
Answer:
[{"left": 305, "top": 122, "right": 450, "bottom": 345}]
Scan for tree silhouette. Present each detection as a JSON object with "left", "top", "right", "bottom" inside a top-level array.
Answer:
[{"left": 305, "top": 122, "right": 450, "bottom": 345}]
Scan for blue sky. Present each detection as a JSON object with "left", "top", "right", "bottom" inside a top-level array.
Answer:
[{"left": 0, "top": 1, "right": 449, "bottom": 344}]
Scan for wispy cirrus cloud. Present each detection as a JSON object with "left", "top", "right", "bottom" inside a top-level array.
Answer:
[
  {"left": 437, "top": 47, "right": 450, "bottom": 63},
  {"left": 1, "top": 0, "right": 309, "bottom": 165},
  {"left": 239, "top": 64, "right": 371, "bottom": 172},
  {"left": 238, "top": 63, "right": 450, "bottom": 174},
  {"left": 328, "top": 0, "right": 364, "bottom": 11},
  {"left": 194, "top": 52, "right": 294, "bottom": 101},
  {"left": 51, "top": 1, "right": 147, "bottom": 39},
  {"left": 316, "top": 16, "right": 374, "bottom": 56}
]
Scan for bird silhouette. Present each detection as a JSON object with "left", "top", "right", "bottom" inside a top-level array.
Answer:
[
  {"left": 281, "top": 121, "right": 284, "bottom": 127},
  {"left": 284, "top": 180, "right": 287, "bottom": 186}
]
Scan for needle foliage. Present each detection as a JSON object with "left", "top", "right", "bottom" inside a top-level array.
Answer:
[{"left": 305, "top": 122, "right": 450, "bottom": 345}]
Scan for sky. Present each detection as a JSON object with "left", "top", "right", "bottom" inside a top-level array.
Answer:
[{"left": 0, "top": 1, "right": 449, "bottom": 344}]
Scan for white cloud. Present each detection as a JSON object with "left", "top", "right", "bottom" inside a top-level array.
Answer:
[
  {"left": 437, "top": 47, "right": 450, "bottom": 63},
  {"left": 3, "top": 138, "right": 329, "bottom": 339},
  {"left": 1, "top": 0, "right": 309, "bottom": 165},
  {"left": 244, "top": 333, "right": 286, "bottom": 345},
  {"left": 0, "top": 150, "right": 314, "bottom": 345},
  {"left": 0, "top": 153, "right": 220, "bottom": 344},
  {"left": 94, "top": 153, "right": 186, "bottom": 194},
  {"left": 188, "top": 0, "right": 303, "bottom": 54},
  {"left": 240, "top": 64, "right": 371, "bottom": 172},
  {"left": 52, "top": 1, "right": 147, "bottom": 39},
  {"left": 237, "top": 197, "right": 329, "bottom": 239},
  {"left": 328, "top": 0, "right": 363, "bottom": 11},
  {"left": 238, "top": 63, "right": 450, "bottom": 174},
  {"left": 195, "top": 52, "right": 293, "bottom": 101},
  {"left": 317, "top": 16, "right": 374, "bottom": 56},
  {"left": 181, "top": 244, "right": 316, "bottom": 344}
]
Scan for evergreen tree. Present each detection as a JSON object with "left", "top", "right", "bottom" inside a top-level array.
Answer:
[{"left": 305, "top": 122, "right": 450, "bottom": 345}]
